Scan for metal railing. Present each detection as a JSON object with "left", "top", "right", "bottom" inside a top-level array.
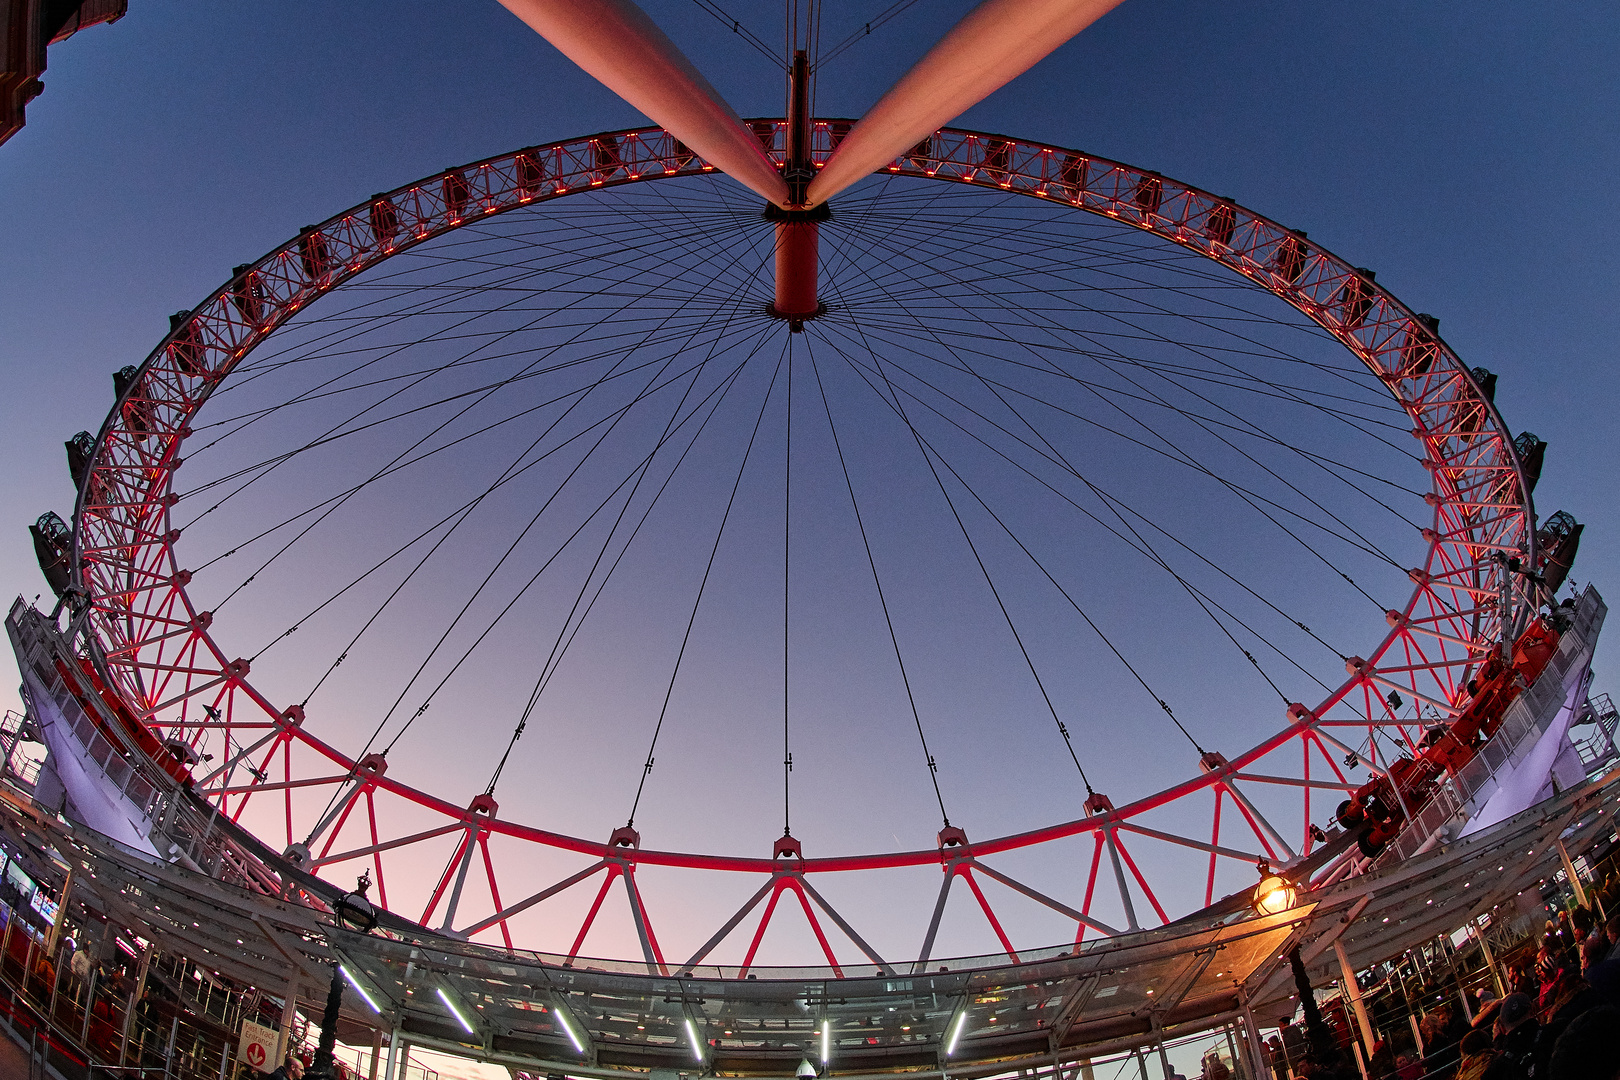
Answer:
[
  {"left": 8, "top": 602, "right": 165, "bottom": 821},
  {"left": 0, "top": 710, "right": 42, "bottom": 790},
  {"left": 1377, "top": 588, "right": 1607, "bottom": 863},
  {"left": 1572, "top": 692, "right": 1620, "bottom": 775},
  {"left": 0, "top": 898, "right": 251, "bottom": 1080},
  {"left": 4, "top": 602, "right": 305, "bottom": 908}
]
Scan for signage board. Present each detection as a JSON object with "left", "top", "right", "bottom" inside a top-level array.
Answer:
[
  {"left": 29, "top": 888, "right": 57, "bottom": 923},
  {"left": 238, "top": 1018, "right": 278, "bottom": 1073}
]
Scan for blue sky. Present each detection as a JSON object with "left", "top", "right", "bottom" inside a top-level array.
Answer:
[{"left": 0, "top": 1, "right": 1617, "bottom": 968}]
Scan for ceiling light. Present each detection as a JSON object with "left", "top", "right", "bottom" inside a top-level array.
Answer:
[{"left": 436, "top": 986, "right": 475, "bottom": 1035}]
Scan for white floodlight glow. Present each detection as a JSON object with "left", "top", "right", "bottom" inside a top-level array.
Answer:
[
  {"left": 946, "top": 1011, "right": 967, "bottom": 1057},
  {"left": 685, "top": 1017, "right": 704, "bottom": 1062},
  {"left": 553, "top": 1003, "right": 585, "bottom": 1053},
  {"left": 437, "top": 986, "right": 476, "bottom": 1035},
  {"left": 340, "top": 965, "right": 381, "bottom": 1014},
  {"left": 821, "top": 1019, "right": 830, "bottom": 1064}
]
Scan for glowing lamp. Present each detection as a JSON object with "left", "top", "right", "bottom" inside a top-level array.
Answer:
[
  {"left": 685, "top": 1017, "right": 704, "bottom": 1062},
  {"left": 1253, "top": 873, "right": 1297, "bottom": 916},
  {"left": 334, "top": 871, "right": 378, "bottom": 933}
]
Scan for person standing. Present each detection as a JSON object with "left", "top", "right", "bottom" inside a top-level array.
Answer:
[
  {"left": 1455, "top": 1029, "right": 1495, "bottom": 1080},
  {"left": 1280, "top": 1019, "right": 1307, "bottom": 1074},
  {"left": 1481, "top": 993, "right": 1536, "bottom": 1080},
  {"left": 1545, "top": 1004, "right": 1620, "bottom": 1080},
  {"left": 1266, "top": 1035, "right": 1287, "bottom": 1080},
  {"left": 1366, "top": 1039, "right": 1397, "bottom": 1080}
]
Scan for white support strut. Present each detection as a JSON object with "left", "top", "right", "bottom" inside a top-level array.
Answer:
[
  {"left": 805, "top": 0, "right": 1128, "bottom": 206},
  {"left": 495, "top": 0, "right": 790, "bottom": 206}
]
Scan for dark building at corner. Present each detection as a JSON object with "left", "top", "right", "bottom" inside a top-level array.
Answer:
[{"left": 2, "top": 0, "right": 126, "bottom": 147}]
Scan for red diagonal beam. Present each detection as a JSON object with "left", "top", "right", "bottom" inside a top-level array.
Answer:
[{"left": 961, "top": 866, "right": 1019, "bottom": 963}]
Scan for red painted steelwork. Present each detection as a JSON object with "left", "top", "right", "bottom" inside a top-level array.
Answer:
[
  {"left": 769, "top": 52, "right": 822, "bottom": 324},
  {"left": 1335, "top": 613, "right": 1566, "bottom": 855},
  {"left": 63, "top": 123, "right": 1539, "bottom": 961},
  {"left": 771, "top": 221, "right": 819, "bottom": 320}
]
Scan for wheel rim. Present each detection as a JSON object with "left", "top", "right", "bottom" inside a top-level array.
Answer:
[{"left": 68, "top": 123, "right": 1535, "bottom": 966}]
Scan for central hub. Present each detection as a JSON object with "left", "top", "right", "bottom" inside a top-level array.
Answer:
[
  {"left": 768, "top": 49, "right": 826, "bottom": 331},
  {"left": 766, "top": 201, "right": 829, "bottom": 329}
]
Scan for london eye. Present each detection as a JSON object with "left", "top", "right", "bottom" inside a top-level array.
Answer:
[{"left": 3, "top": 3, "right": 1613, "bottom": 1079}]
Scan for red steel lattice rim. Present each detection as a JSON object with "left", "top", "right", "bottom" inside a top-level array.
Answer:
[{"left": 66, "top": 122, "right": 1536, "bottom": 967}]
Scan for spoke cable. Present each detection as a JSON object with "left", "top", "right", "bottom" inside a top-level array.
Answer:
[
  {"left": 804, "top": 340, "right": 951, "bottom": 825},
  {"left": 834, "top": 312, "right": 1100, "bottom": 792},
  {"left": 627, "top": 346, "right": 790, "bottom": 827},
  {"left": 484, "top": 319, "right": 772, "bottom": 796}
]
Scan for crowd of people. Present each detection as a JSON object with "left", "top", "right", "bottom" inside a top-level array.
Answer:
[{"left": 1259, "top": 888, "right": 1620, "bottom": 1080}]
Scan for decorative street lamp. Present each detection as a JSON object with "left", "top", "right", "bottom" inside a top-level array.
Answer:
[
  {"left": 334, "top": 872, "right": 379, "bottom": 934},
  {"left": 310, "top": 873, "right": 380, "bottom": 1080},
  {"left": 1248, "top": 863, "right": 1347, "bottom": 1075},
  {"left": 1251, "top": 862, "right": 1299, "bottom": 917}
]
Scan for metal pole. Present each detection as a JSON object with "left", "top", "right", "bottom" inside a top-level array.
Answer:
[
  {"left": 1232, "top": 1019, "right": 1260, "bottom": 1080},
  {"left": 21, "top": 927, "right": 35, "bottom": 1000},
  {"left": 163, "top": 1013, "right": 180, "bottom": 1080},
  {"left": 1555, "top": 838, "right": 1588, "bottom": 907},
  {"left": 122, "top": 941, "right": 153, "bottom": 1065},
  {"left": 80, "top": 967, "right": 96, "bottom": 1045},
  {"left": 46, "top": 943, "right": 63, "bottom": 1031},
  {"left": 1471, "top": 921, "right": 1505, "bottom": 997},
  {"left": 1149, "top": 1013, "right": 1172, "bottom": 1079},
  {"left": 1239, "top": 994, "right": 1270, "bottom": 1080},
  {"left": 277, "top": 979, "right": 300, "bottom": 1068},
  {"left": 1133, "top": 1048, "right": 1149, "bottom": 1080},
  {"left": 381, "top": 1025, "right": 401, "bottom": 1080},
  {"left": 1349, "top": 1037, "right": 1368, "bottom": 1080},
  {"left": 370, "top": 1026, "right": 383, "bottom": 1080},
  {"left": 1103, "top": 829, "right": 1140, "bottom": 931},
  {"left": 1332, "top": 938, "right": 1375, "bottom": 1057},
  {"left": 0, "top": 900, "right": 15, "bottom": 981},
  {"left": 45, "top": 867, "right": 72, "bottom": 957},
  {"left": 438, "top": 826, "right": 480, "bottom": 932}
]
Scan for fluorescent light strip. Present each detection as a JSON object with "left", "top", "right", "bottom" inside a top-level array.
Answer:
[
  {"left": 436, "top": 986, "right": 476, "bottom": 1035},
  {"left": 685, "top": 1017, "right": 704, "bottom": 1062},
  {"left": 553, "top": 1004, "right": 585, "bottom": 1053},
  {"left": 821, "top": 1019, "right": 830, "bottom": 1064},
  {"left": 340, "top": 965, "right": 381, "bottom": 1014},
  {"left": 946, "top": 1011, "right": 967, "bottom": 1057}
]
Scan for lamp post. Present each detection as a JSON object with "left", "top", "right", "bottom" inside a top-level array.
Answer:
[
  {"left": 1249, "top": 864, "right": 1337, "bottom": 1072},
  {"left": 310, "top": 874, "right": 380, "bottom": 1080},
  {"left": 1250, "top": 863, "right": 1344, "bottom": 1074},
  {"left": 1286, "top": 944, "right": 1339, "bottom": 1067}
]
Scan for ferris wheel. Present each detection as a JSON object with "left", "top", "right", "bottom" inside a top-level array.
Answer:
[{"left": 50, "top": 0, "right": 1553, "bottom": 973}]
